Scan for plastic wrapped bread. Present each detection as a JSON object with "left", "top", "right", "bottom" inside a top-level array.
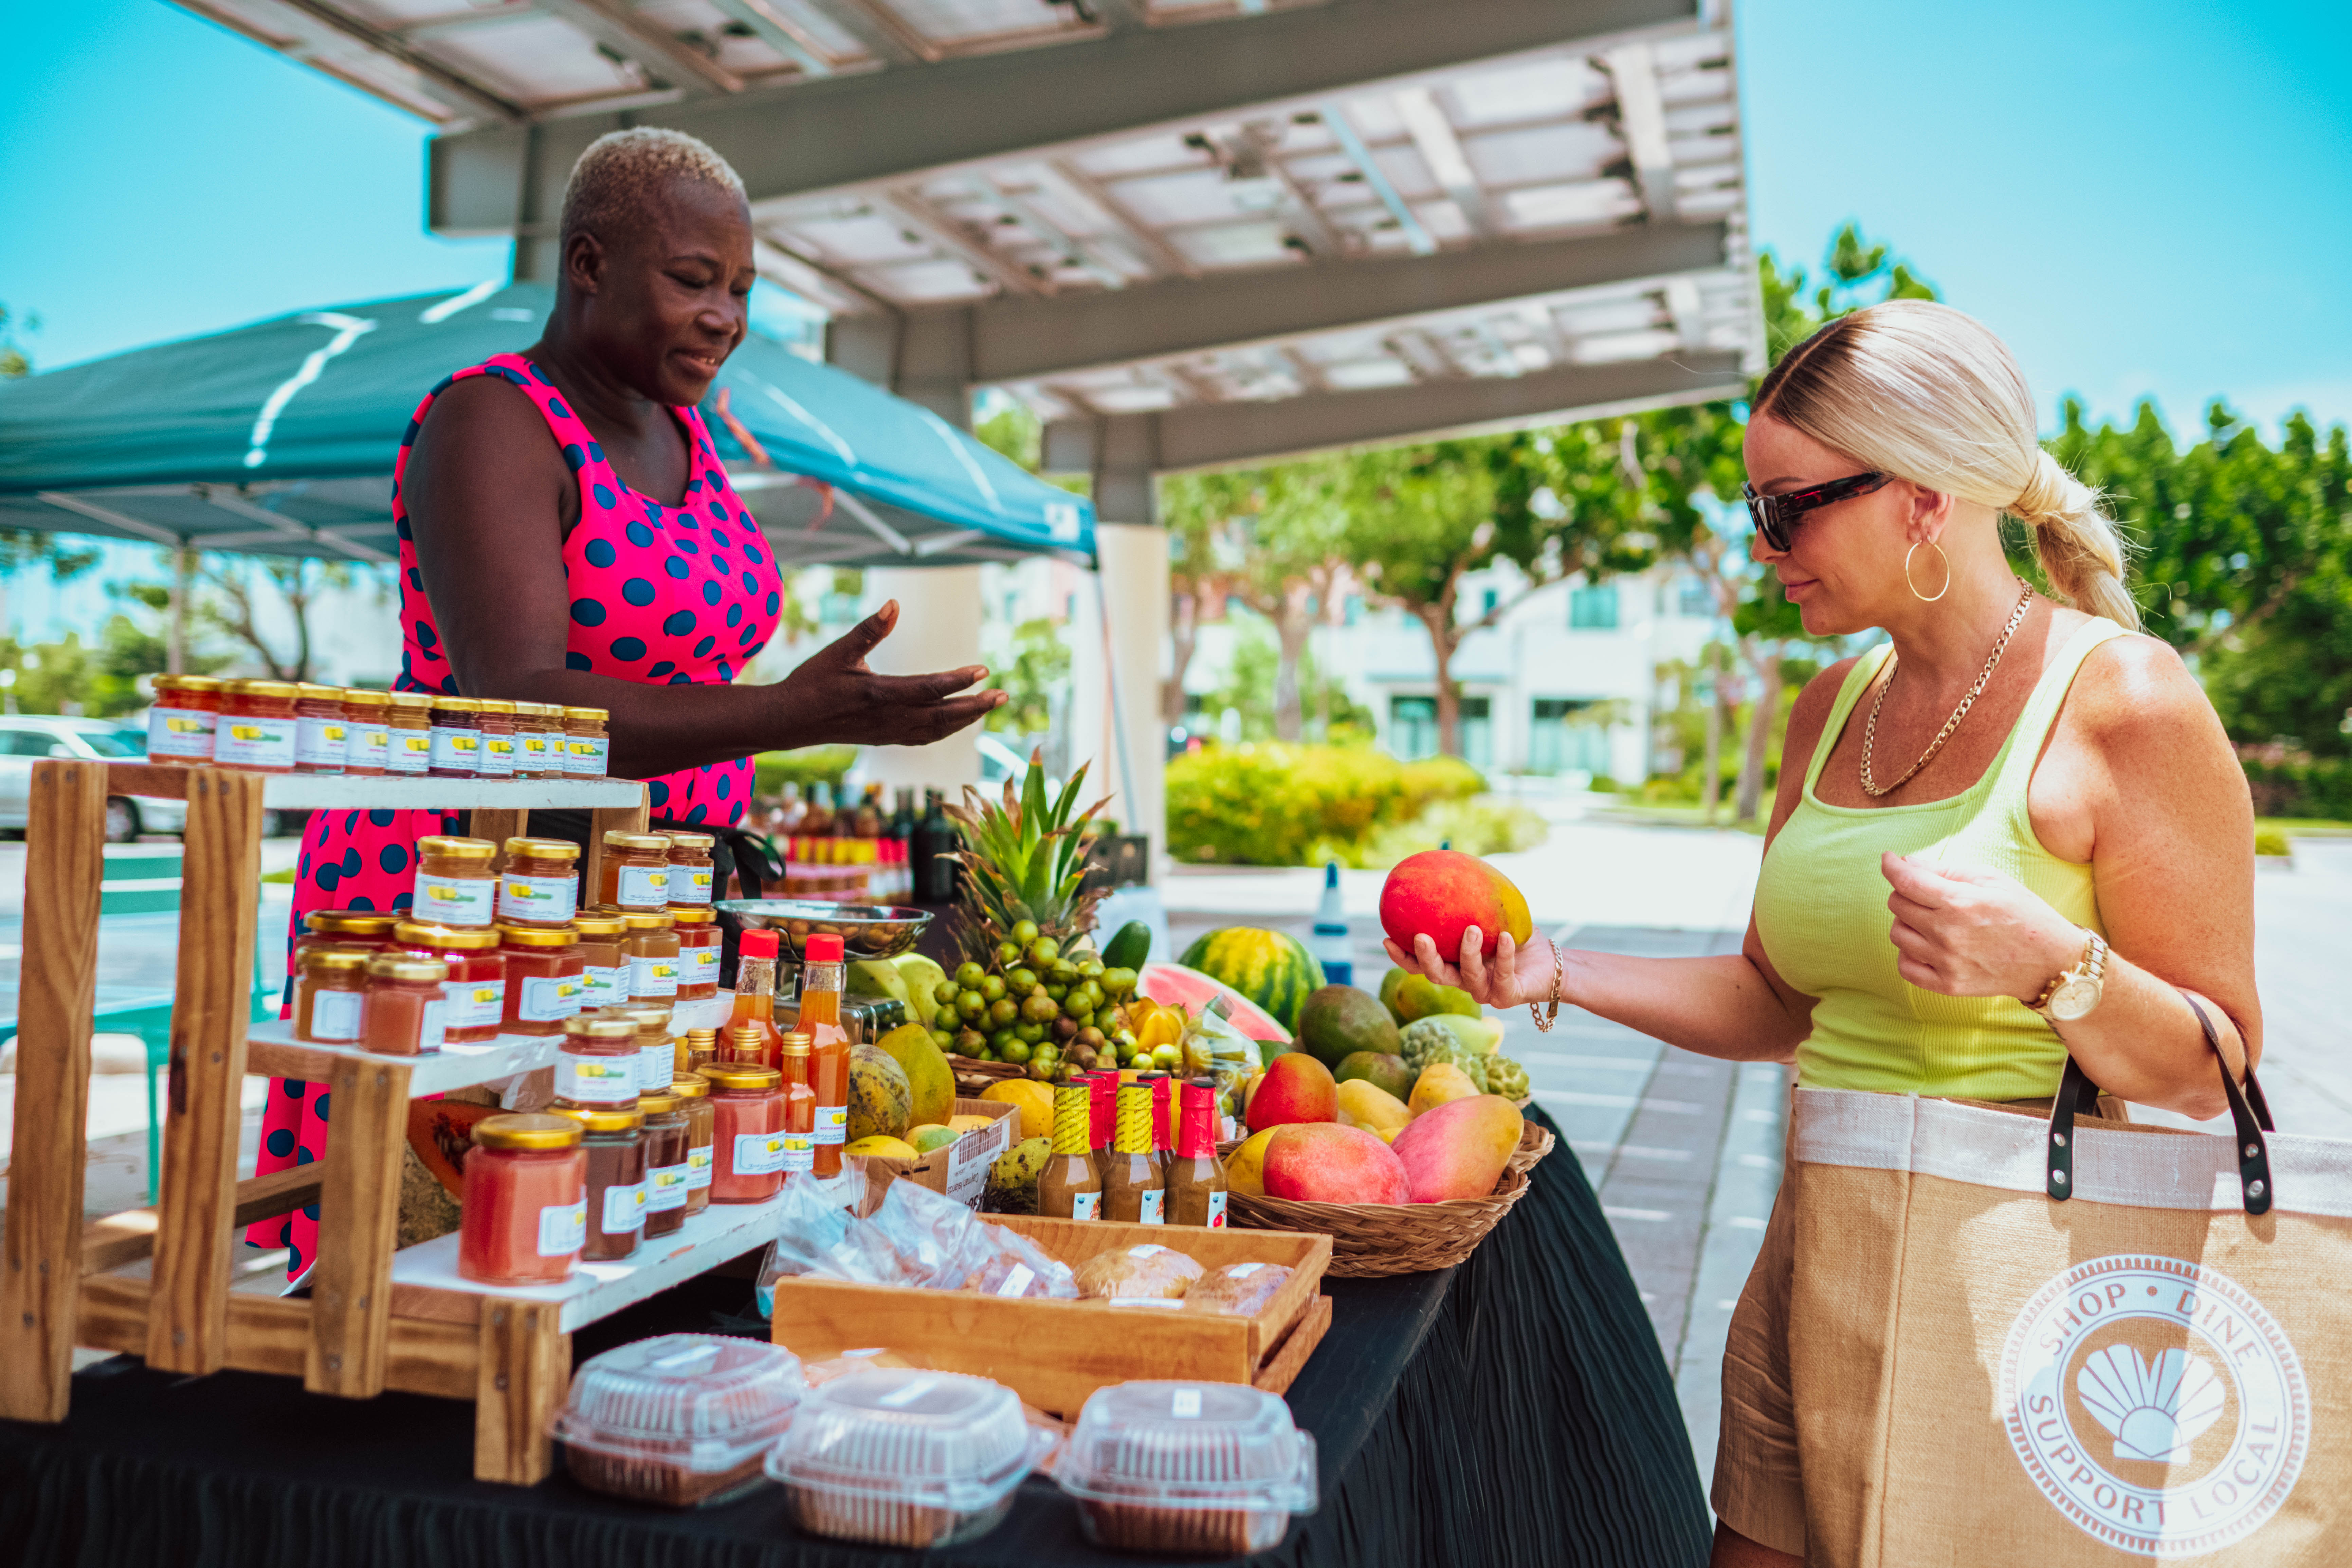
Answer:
[
  {"left": 1181, "top": 1262, "right": 1294, "bottom": 1317},
  {"left": 1072, "top": 1243, "right": 1204, "bottom": 1301}
]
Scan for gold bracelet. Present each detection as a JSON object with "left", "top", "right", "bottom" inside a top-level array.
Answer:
[{"left": 1530, "top": 936, "right": 1564, "bottom": 1033}]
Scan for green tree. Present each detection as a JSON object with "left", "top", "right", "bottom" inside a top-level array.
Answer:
[
  {"left": 195, "top": 555, "right": 366, "bottom": 682},
  {"left": 987, "top": 616, "right": 1071, "bottom": 736}
]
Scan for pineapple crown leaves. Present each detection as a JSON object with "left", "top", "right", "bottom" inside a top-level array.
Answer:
[{"left": 942, "top": 748, "right": 1110, "bottom": 933}]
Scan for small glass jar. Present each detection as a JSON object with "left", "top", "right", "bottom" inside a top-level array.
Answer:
[
  {"left": 563, "top": 706, "right": 611, "bottom": 777},
  {"left": 638, "top": 1091, "right": 690, "bottom": 1238},
  {"left": 497, "top": 836, "right": 581, "bottom": 928},
  {"left": 673, "top": 907, "right": 720, "bottom": 1000},
  {"left": 293, "top": 683, "right": 347, "bottom": 774},
  {"left": 499, "top": 924, "right": 584, "bottom": 1036},
  {"left": 293, "top": 947, "right": 368, "bottom": 1043},
  {"left": 623, "top": 910, "right": 680, "bottom": 1003},
  {"left": 559, "top": 1015, "right": 642, "bottom": 1109},
  {"left": 362, "top": 954, "right": 450, "bottom": 1055},
  {"left": 385, "top": 692, "right": 435, "bottom": 776},
  {"left": 397, "top": 919, "right": 506, "bottom": 1044},
  {"left": 686, "top": 1026, "right": 721, "bottom": 1074},
  {"left": 573, "top": 907, "right": 631, "bottom": 1011},
  {"left": 414, "top": 835, "right": 499, "bottom": 928},
  {"left": 146, "top": 674, "right": 221, "bottom": 764},
  {"left": 477, "top": 698, "right": 518, "bottom": 778},
  {"left": 458, "top": 1114, "right": 585, "bottom": 1286},
  {"left": 600, "top": 832, "right": 672, "bottom": 911},
  {"left": 665, "top": 832, "right": 717, "bottom": 909},
  {"left": 516, "top": 702, "right": 561, "bottom": 778},
  {"left": 603, "top": 1004, "right": 677, "bottom": 1095},
  {"left": 428, "top": 695, "right": 483, "bottom": 777},
  {"left": 215, "top": 679, "right": 299, "bottom": 772},
  {"left": 339, "top": 688, "right": 391, "bottom": 775},
  {"left": 555, "top": 1105, "right": 645, "bottom": 1262},
  {"left": 668, "top": 1072, "right": 715, "bottom": 1214},
  {"left": 295, "top": 909, "right": 397, "bottom": 964},
  {"left": 702, "top": 1063, "right": 786, "bottom": 1204}
]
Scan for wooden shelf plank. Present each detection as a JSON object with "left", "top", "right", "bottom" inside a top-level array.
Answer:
[
  {"left": 81, "top": 1165, "right": 324, "bottom": 1274},
  {"left": 103, "top": 763, "right": 643, "bottom": 812},
  {"left": 247, "top": 994, "right": 734, "bottom": 1096}
]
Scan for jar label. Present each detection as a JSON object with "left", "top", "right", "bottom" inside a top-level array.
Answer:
[
  {"left": 516, "top": 972, "right": 583, "bottom": 1023},
  {"left": 307, "top": 987, "right": 363, "bottom": 1043},
  {"left": 537, "top": 1199, "right": 587, "bottom": 1257},
  {"left": 600, "top": 1180, "right": 646, "bottom": 1235},
  {"left": 443, "top": 977, "right": 506, "bottom": 1029},
  {"left": 682, "top": 945, "right": 722, "bottom": 987},
  {"left": 564, "top": 732, "right": 612, "bottom": 777},
  {"left": 295, "top": 715, "right": 346, "bottom": 769},
  {"left": 520, "top": 732, "right": 551, "bottom": 766},
  {"left": 645, "top": 1162, "right": 689, "bottom": 1212},
  {"left": 415, "top": 873, "right": 496, "bottom": 927},
  {"left": 615, "top": 865, "right": 670, "bottom": 907},
  {"left": 214, "top": 718, "right": 295, "bottom": 770},
  {"left": 813, "top": 1106, "right": 847, "bottom": 1147},
  {"left": 498, "top": 873, "right": 578, "bottom": 924},
  {"left": 628, "top": 953, "right": 678, "bottom": 999},
  {"left": 148, "top": 705, "right": 216, "bottom": 761},
  {"left": 418, "top": 997, "right": 446, "bottom": 1053},
  {"left": 639, "top": 1041, "right": 674, "bottom": 1093},
  {"left": 480, "top": 735, "right": 516, "bottom": 777},
  {"left": 1069, "top": 1190, "right": 1101, "bottom": 1221},
  {"left": 1137, "top": 1188, "right": 1165, "bottom": 1224},
  {"left": 734, "top": 1130, "right": 789, "bottom": 1175},
  {"left": 779, "top": 1133, "right": 814, "bottom": 1174},
  {"left": 427, "top": 724, "right": 479, "bottom": 771},
  {"left": 685, "top": 1144, "right": 713, "bottom": 1189},
  {"left": 669, "top": 869, "right": 714, "bottom": 906},
  {"left": 580, "top": 964, "right": 630, "bottom": 1008},
  {"left": 387, "top": 729, "right": 432, "bottom": 775},
  {"left": 1206, "top": 1190, "right": 1227, "bottom": 1228},
  {"left": 557, "top": 1055, "right": 637, "bottom": 1105}
]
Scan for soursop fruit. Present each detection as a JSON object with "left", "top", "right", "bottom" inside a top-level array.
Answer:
[
  {"left": 1399, "top": 1017, "right": 1489, "bottom": 1093},
  {"left": 1484, "top": 1055, "right": 1530, "bottom": 1101}
]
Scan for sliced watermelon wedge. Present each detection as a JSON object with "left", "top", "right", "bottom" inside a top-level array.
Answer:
[{"left": 1138, "top": 961, "right": 1293, "bottom": 1044}]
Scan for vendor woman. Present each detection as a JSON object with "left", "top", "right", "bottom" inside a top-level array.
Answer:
[{"left": 251, "top": 128, "right": 1003, "bottom": 1276}]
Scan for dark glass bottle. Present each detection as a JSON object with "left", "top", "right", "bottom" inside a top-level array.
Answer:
[{"left": 911, "top": 788, "right": 961, "bottom": 903}]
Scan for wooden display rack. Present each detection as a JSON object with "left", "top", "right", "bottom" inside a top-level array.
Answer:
[{"left": 0, "top": 758, "right": 737, "bottom": 1484}]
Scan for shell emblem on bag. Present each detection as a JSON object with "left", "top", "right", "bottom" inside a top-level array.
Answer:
[{"left": 1998, "top": 1255, "right": 2309, "bottom": 1555}]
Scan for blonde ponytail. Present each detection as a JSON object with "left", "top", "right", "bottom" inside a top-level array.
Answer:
[{"left": 1754, "top": 299, "right": 2142, "bottom": 630}]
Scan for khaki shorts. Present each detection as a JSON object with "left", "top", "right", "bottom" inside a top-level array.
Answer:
[{"left": 1710, "top": 1093, "right": 2129, "bottom": 1557}]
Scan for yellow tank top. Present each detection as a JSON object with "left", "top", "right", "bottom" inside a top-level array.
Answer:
[{"left": 1754, "top": 616, "right": 2126, "bottom": 1100}]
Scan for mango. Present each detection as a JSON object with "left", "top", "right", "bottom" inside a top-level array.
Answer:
[
  {"left": 1390, "top": 1094, "right": 1524, "bottom": 1203},
  {"left": 1335, "top": 1078, "right": 1411, "bottom": 1139},
  {"left": 1296, "top": 984, "right": 1401, "bottom": 1070},
  {"left": 872, "top": 1022, "right": 956, "bottom": 1128},
  {"left": 908, "top": 1124, "right": 959, "bottom": 1154},
  {"left": 947, "top": 1113, "right": 995, "bottom": 1134},
  {"left": 892, "top": 954, "right": 950, "bottom": 1027},
  {"left": 1245, "top": 1051, "right": 1338, "bottom": 1133},
  {"left": 1407, "top": 1061, "right": 1481, "bottom": 1118},
  {"left": 1225, "top": 1126, "right": 1279, "bottom": 1196},
  {"left": 1378, "top": 849, "right": 1533, "bottom": 961},
  {"left": 980, "top": 1078, "right": 1054, "bottom": 1141},
  {"left": 1381, "top": 968, "right": 1480, "bottom": 1025},
  {"left": 845, "top": 1135, "right": 919, "bottom": 1160},
  {"left": 1335, "top": 1050, "right": 1414, "bottom": 1101},
  {"left": 848, "top": 959, "right": 913, "bottom": 1016},
  {"left": 1263, "top": 1122, "right": 1410, "bottom": 1205}
]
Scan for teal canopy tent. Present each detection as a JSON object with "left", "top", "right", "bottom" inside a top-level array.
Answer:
[{"left": 0, "top": 282, "right": 1092, "bottom": 569}]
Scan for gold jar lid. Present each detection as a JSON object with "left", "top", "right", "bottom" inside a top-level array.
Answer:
[
  {"left": 672, "top": 907, "right": 716, "bottom": 926},
  {"left": 228, "top": 678, "right": 299, "bottom": 700},
  {"left": 699, "top": 1063, "right": 781, "bottom": 1090},
  {"left": 496, "top": 924, "right": 578, "bottom": 948},
  {"left": 396, "top": 919, "right": 501, "bottom": 950},
  {"left": 564, "top": 1016, "right": 638, "bottom": 1042},
  {"left": 503, "top": 836, "right": 580, "bottom": 862},
  {"left": 417, "top": 835, "right": 497, "bottom": 861},
  {"left": 477, "top": 699, "right": 517, "bottom": 715},
  {"left": 664, "top": 831, "right": 716, "bottom": 851},
  {"left": 601, "top": 1006, "right": 673, "bottom": 1038},
  {"left": 473, "top": 1113, "right": 582, "bottom": 1151},
  {"left": 779, "top": 1028, "right": 812, "bottom": 1059},
  {"left": 385, "top": 691, "right": 436, "bottom": 711},
  {"left": 295, "top": 683, "right": 343, "bottom": 703},
  {"left": 667, "top": 1074, "right": 711, "bottom": 1099},
  {"left": 304, "top": 909, "right": 399, "bottom": 937},
  {"left": 431, "top": 696, "right": 482, "bottom": 714},
  {"left": 339, "top": 687, "right": 390, "bottom": 708},
  {"left": 572, "top": 910, "right": 627, "bottom": 937},
  {"left": 300, "top": 947, "right": 369, "bottom": 972},
  {"left": 367, "top": 954, "right": 450, "bottom": 982},
  {"left": 554, "top": 1105, "right": 644, "bottom": 1134},
  {"left": 603, "top": 831, "right": 671, "bottom": 852},
  {"left": 563, "top": 706, "right": 610, "bottom": 723},
  {"left": 637, "top": 1092, "right": 681, "bottom": 1115},
  {"left": 622, "top": 910, "right": 676, "bottom": 930},
  {"left": 156, "top": 674, "right": 224, "bottom": 695},
  {"left": 687, "top": 1027, "right": 717, "bottom": 1047}
]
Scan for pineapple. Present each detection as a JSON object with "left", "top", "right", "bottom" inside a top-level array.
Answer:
[{"left": 945, "top": 750, "right": 1109, "bottom": 963}]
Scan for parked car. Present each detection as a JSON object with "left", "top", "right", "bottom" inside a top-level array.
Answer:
[{"left": 0, "top": 716, "right": 189, "bottom": 841}]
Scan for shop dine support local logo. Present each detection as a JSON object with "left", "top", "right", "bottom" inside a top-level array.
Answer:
[{"left": 1999, "top": 1255, "right": 2309, "bottom": 1555}]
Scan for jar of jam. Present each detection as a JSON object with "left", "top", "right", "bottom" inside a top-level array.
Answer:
[
  {"left": 146, "top": 674, "right": 221, "bottom": 764},
  {"left": 668, "top": 1073, "right": 715, "bottom": 1214},
  {"left": 415, "top": 835, "right": 499, "bottom": 928},
  {"left": 562, "top": 706, "right": 611, "bottom": 777},
  {"left": 293, "top": 947, "right": 368, "bottom": 1043},
  {"left": 517, "top": 703, "right": 561, "bottom": 778},
  {"left": 600, "top": 832, "right": 672, "bottom": 910},
  {"left": 638, "top": 1091, "right": 690, "bottom": 1237},
  {"left": 428, "top": 695, "right": 483, "bottom": 777},
  {"left": 573, "top": 907, "right": 630, "bottom": 1011},
  {"left": 665, "top": 832, "right": 717, "bottom": 909},
  {"left": 215, "top": 679, "right": 299, "bottom": 772},
  {"left": 362, "top": 954, "right": 450, "bottom": 1055},
  {"left": 559, "top": 1015, "right": 642, "bottom": 1108},
  {"left": 335, "top": 688, "right": 389, "bottom": 775},
  {"left": 295, "top": 909, "right": 397, "bottom": 964},
  {"left": 477, "top": 699, "right": 518, "bottom": 778},
  {"left": 600, "top": 1004, "right": 677, "bottom": 1094},
  {"left": 555, "top": 1105, "right": 645, "bottom": 1261},
  {"left": 293, "top": 683, "right": 347, "bottom": 774},
  {"left": 701, "top": 1063, "right": 786, "bottom": 1204},
  {"left": 397, "top": 919, "right": 506, "bottom": 1044},
  {"left": 673, "top": 907, "right": 720, "bottom": 1000},
  {"left": 497, "top": 836, "right": 581, "bottom": 927},
  {"left": 623, "top": 910, "right": 680, "bottom": 1003},
  {"left": 385, "top": 691, "right": 434, "bottom": 776},
  {"left": 499, "top": 924, "right": 584, "bottom": 1035},
  {"left": 458, "top": 1113, "right": 586, "bottom": 1286}
]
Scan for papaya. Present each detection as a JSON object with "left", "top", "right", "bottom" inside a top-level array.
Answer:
[
  {"left": 847, "top": 1042, "right": 913, "bottom": 1144},
  {"left": 1295, "top": 984, "right": 1402, "bottom": 1070},
  {"left": 407, "top": 1099, "right": 504, "bottom": 1199},
  {"left": 873, "top": 1022, "right": 956, "bottom": 1128}
]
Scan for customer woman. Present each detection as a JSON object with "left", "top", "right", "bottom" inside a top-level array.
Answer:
[
  {"left": 251, "top": 127, "right": 1001, "bottom": 1275},
  {"left": 1387, "top": 300, "right": 2260, "bottom": 1566}
]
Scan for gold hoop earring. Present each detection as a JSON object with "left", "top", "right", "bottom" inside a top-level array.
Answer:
[{"left": 1905, "top": 540, "right": 1951, "bottom": 603}]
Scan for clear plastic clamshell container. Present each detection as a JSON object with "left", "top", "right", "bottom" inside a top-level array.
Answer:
[
  {"left": 764, "top": 1368, "right": 1051, "bottom": 1548},
  {"left": 1056, "top": 1381, "right": 1319, "bottom": 1556},
  {"left": 551, "top": 1334, "right": 804, "bottom": 1507}
]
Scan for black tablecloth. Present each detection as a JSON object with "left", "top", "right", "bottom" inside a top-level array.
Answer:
[{"left": 0, "top": 1108, "right": 1711, "bottom": 1568}]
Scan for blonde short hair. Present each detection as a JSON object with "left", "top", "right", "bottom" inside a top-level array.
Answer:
[
  {"left": 559, "top": 127, "right": 747, "bottom": 248},
  {"left": 1754, "top": 300, "right": 2139, "bottom": 629}
]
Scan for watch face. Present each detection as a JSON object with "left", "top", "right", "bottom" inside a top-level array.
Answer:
[{"left": 2048, "top": 976, "right": 2100, "bottom": 1022}]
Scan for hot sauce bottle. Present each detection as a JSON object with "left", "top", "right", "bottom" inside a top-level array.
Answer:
[
  {"left": 727, "top": 927, "right": 786, "bottom": 1071},
  {"left": 798, "top": 933, "right": 853, "bottom": 1177},
  {"left": 1165, "top": 1081, "right": 1230, "bottom": 1229},
  {"left": 767, "top": 1025, "right": 817, "bottom": 1179},
  {"left": 1036, "top": 1082, "right": 1103, "bottom": 1221},
  {"left": 1099, "top": 1082, "right": 1166, "bottom": 1225}
]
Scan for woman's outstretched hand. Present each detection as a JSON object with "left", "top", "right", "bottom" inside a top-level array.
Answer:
[
  {"left": 776, "top": 601, "right": 1006, "bottom": 747},
  {"left": 1382, "top": 927, "right": 1559, "bottom": 1010}
]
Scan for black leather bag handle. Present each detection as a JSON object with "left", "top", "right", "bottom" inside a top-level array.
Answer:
[{"left": 2044, "top": 991, "right": 2274, "bottom": 1215}]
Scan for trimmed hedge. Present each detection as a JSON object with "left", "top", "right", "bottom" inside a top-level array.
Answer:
[
  {"left": 1167, "top": 744, "right": 1486, "bottom": 865},
  {"left": 2241, "top": 756, "right": 2352, "bottom": 820}
]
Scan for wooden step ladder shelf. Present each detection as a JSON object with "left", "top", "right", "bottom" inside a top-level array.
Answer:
[{"left": 0, "top": 759, "right": 722, "bottom": 1483}]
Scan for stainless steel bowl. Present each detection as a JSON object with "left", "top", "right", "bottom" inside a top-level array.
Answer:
[{"left": 714, "top": 899, "right": 934, "bottom": 962}]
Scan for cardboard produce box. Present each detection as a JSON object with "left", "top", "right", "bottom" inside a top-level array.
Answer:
[{"left": 842, "top": 1097, "right": 1016, "bottom": 1209}]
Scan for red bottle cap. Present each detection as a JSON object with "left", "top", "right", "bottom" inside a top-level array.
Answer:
[
  {"left": 803, "top": 933, "right": 844, "bottom": 963},
  {"left": 1143, "top": 1073, "right": 1172, "bottom": 1151},
  {"left": 740, "top": 928, "right": 779, "bottom": 959},
  {"left": 1177, "top": 1081, "right": 1220, "bottom": 1160},
  {"left": 1088, "top": 1071, "right": 1116, "bottom": 1147}
]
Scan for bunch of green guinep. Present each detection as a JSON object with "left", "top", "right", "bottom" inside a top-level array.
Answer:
[{"left": 920, "top": 919, "right": 1144, "bottom": 1079}]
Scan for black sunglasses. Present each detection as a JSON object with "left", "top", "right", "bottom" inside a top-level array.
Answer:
[{"left": 1742, "top": 471, "right": 1893, "bottom": 551}]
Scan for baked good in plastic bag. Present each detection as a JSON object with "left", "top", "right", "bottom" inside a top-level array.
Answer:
[
  {"left": 862, "top": 1176, "right": 999, "bottom": 1289},
  {"left": 1182, "top": 1261, "right": 1294, "bottom": 1316},
  {"left": 962, "top": 1222, "right": 1079, "bottom": 1299},
  {"left": 551, "top": 1334, "right": 804, "bottom": 1507},
  {"left": 1055, "top": 1380, "right": 1318, "bottom": 1555},
  {"left": 1073, "top": 1243, "right": 1204, "bottom": 1301}
]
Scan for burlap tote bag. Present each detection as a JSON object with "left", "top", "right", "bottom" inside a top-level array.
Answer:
[{"left": 1785, "top": 1002, "right": 2348, "bottom": 1564}]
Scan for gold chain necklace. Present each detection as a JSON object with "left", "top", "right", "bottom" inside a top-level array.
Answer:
[{"left": 1860, "top": 578, "right": 2035, "bottom": 798}]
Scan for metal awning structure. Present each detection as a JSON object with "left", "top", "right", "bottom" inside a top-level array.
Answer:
[{"left": 176, "top": 0, "right": 1760, "bottom": 516}]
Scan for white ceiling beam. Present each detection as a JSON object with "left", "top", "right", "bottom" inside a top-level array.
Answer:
[
  {"left": 1045, "top": 159, "right": 1198, "bottom": 279},
  {"left": 1393, "top": 86, "right": 1500, "bottom": 239},
  {"left": 877, "top": 190, "right": 1054, "bottom": 297},
  {"left": 796, "top": 0, "right": 932, "bottom": 65},
  {"left": 398, "top": 3, "right": 537, "bottom": 39},
  {"left": 1602, "top": 42, "right": 1677, "bottom": 219},
  {"left": 1318, "top": 101, "right": 1436, "bottom": 256},
  {"left": 535, "top": 0, "right": 745, "bottom": 94},
  {"left": 185, "top": 0, "right": 523, "bottom": 122},
  {"left": 704, "top": 0, "right": 835, "bottom": 76}
]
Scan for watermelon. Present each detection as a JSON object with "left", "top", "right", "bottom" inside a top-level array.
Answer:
[
  {"left": 1138, "top": 962, "right": 1292, "bottom": 1043},
  {"left": 1173, "top": 927, "right": 1326, "bottom": 1035}
]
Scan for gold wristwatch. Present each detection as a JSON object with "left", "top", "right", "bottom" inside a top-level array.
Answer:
[{"left": 2029, "top": 929, "right": 2109, "bottom": 1023}]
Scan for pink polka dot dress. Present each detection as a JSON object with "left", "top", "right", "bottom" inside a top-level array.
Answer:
[{"left": 248, "top": 352, "right": 785, "bottom": 1273}]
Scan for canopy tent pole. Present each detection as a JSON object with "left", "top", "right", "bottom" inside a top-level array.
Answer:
[{"left": 168, "top": 545, "right": 192, "bottom": 675}]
